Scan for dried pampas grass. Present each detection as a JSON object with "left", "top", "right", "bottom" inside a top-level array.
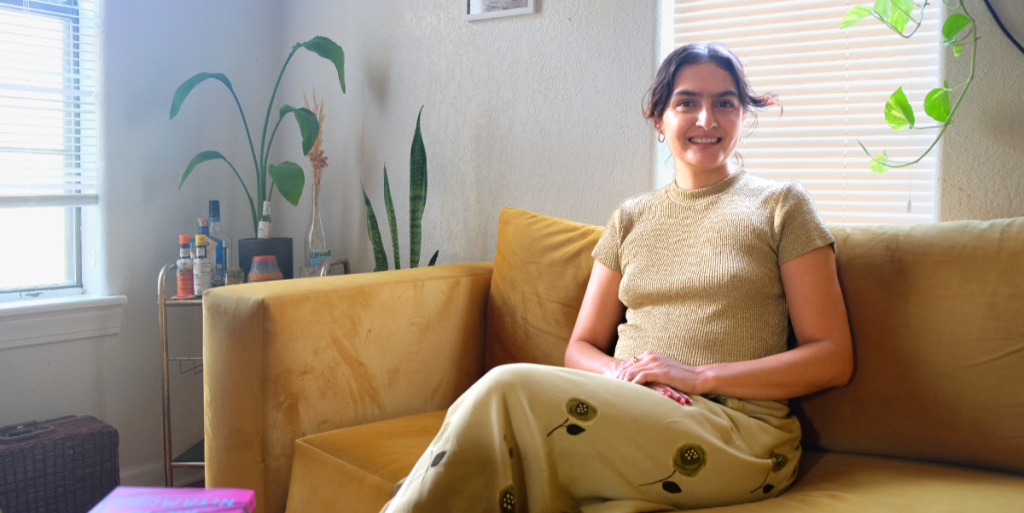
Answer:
[{"left": 302, "top": 88, "right": 328, "bottom": 188}]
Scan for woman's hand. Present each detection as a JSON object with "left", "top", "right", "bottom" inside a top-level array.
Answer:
[
  {"left": 601, "top": 354, "right": 694, "bottom": 406},
  {"left": 599, "top": 357, "right": 630, "bottom": 379},
  {"left": 646, "top": 382, "right": 693, "bottom": 406},
  {"left": 617, "top": 350, "right": 708, "bottom": 396}
]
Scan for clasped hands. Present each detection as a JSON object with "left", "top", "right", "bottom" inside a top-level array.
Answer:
[{"left": 601, "top": 350, "right": 702, "bottom": 406}]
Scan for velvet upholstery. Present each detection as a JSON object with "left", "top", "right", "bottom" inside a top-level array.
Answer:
[
  {"left": 484, "top": 207, "right": 604, "bottom": 370},
  {"left": 203, "top": 263, "right": 492, "bottom": 513},
  {"left": 285, "top": 410, "right": 446, "bottom": 513},
  {"left": 204, "top": 208, "right": 1024, "bottom": 513},
  {"left": 799, "top": 219, "right": 1024, "bottom": 474},
  {"left": 289, "top": 420, "right": 1024, "bottom": 513}
]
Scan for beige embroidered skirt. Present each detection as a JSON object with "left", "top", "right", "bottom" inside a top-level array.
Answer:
[{"left": 383, "top": 363, "right": 801, "bottom": 513}]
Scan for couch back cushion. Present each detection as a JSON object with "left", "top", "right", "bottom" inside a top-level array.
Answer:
[
  {"left": 485, "top": 207, "right": 1024, "bottom": 474},
  {"left": 797, "top": 217, "right": 1024, "bottom": 474},
  {"left": 484, "top": 207, "right": 603, "bottom": 369}
]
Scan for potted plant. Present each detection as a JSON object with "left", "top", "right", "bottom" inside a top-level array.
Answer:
[
  {"left": 363, "top": 107, "right": 439, "bottom": 271},
  {"left": 170, "top": 36, "right": 345, "bottom": 278}
]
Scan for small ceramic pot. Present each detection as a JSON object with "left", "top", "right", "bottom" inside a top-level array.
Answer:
[
  {"left": 247, "top": 255, "right": 284, "bottom": 283},
  {"left": 238, "top": 237, "right": 293, "bottom": 279}
]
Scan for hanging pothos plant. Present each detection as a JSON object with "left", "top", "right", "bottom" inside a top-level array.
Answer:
[
  {"left": 170, "top": 36, "right": 345, "bottom": 237},
  {"left": 841, "top": 0, "right": 976, "bottom": 173}
]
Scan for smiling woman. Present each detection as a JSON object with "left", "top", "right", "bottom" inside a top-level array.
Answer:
[{"left": 384, "top": 43, "right": 852, "bottom": 513}]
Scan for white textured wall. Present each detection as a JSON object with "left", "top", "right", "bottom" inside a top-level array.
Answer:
[
  {"left": 273, "top": 0, "right": 659, "bottom": 271},
  {"left": 938, "top": 2, "right": 1024, "bottom": 221},
  {"left": 0, "top": 0, "right": 278, "bottom": 485}
]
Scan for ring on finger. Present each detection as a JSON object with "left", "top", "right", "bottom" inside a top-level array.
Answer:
[{"left": 629, "top": 356, "right": 638, "bottom": 365}]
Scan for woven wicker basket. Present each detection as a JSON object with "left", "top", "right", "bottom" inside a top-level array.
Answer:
[{"left": 0, "top": 415, "right": 119, "bottom": 513}]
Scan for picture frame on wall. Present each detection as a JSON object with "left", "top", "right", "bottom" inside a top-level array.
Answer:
[{"left": 464, "top": 0, "right": 535, "bottom": 21}]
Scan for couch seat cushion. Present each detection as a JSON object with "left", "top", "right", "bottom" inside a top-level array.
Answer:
[
  {"left": 285, "top": 409, "right": 446, "bottom": 513},
  {"left": 708, "top": 451, "right": 1024, "bottom": 512},
  {"left": 287, "top": 410, "right": 1024, "bottom": 513}
]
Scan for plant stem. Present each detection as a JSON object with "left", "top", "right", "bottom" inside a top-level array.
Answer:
[
  {"left": 265, "top": 115, "right": 286, "bottom": 168},
  {"left": 221, "top": 157, "right": 259, "bottom": 235},
  {"left": 224, "top": 83, "right": 261, "bottom": 193},
  {"left": 258, "top": 46, "right": 300, "bottom": 206}
]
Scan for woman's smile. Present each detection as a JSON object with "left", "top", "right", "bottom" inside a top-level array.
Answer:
[{"left": 687, "top": 136, "right": 722, "bottom": 146}]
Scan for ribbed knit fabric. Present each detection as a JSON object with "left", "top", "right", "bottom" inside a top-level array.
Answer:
[{"left": 592, "top": 170, "right": 834, "bottom": 367}]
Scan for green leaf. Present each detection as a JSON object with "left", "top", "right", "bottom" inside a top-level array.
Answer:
[
  {"left": 870, "top": 158, "right": 888, "bottom": 173},
  {"left": 382, "top": 165, "right": 401, "bottom": 270},
  {"left": 409, "top": 107, "right": 427, "bottom": 268},
  {"left": 268, "top": 161, "right": 305, "bottom": 206},
  {"left": 924, "top": 87, "right": 950, "bottom": 123},
  {"left": 889, "top": 0, "right": 912, "bottom": 34},
  {"left": 953, "top": 44, "right": 962, "bottom": 57},
  {"left": 942, "top": 13, "right": 971, "bottom": 44},
  {"left": 180, "top": 150, "right": 227, "bottom": 188},
  {"left": 298, "top": 36, "right": 346, "bottom": 94},
  {"left": 427, "top": 250, "right": 439, "bottom": 267},
  {"left": 278, "top": 104, "right": 320, "bottom": 156},
  {"left": 841, "top": 5, "right": 873, "bottom": 28},
  {"left": 873, "top": 0, "right": 892, "bottom": 19},
  {"left": 169, "top": 72, "right": 232, "bottom": 119},
  {"left": 884, "top": 86, "right": 915, "bottom": 130},
  {"left": 362, "top": 185, "right": 390, "bottom": 272},
  {"left": 179, "top": 150, "right": 258, "bottom": 234}
]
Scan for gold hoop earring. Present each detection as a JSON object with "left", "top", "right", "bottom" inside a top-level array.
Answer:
[{"left": 658, "top": 133, "right": 665, "bottom": 143}]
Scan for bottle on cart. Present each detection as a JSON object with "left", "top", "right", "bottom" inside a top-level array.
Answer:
[
  {"left": 193, "top": 234, "right": 213, "bottom": 297},
  {"left": 190, "top": 218, "right": 209, "bottom": 260},
  {"left": 175, "top": 235, "right": 193, "bottom": 298},
  {"left": 193, "top": 217, "right": 221, "bottom": 287},
  {"left": 208, "top": 200, "right": 231, "bottom": 287},
  {"left": 257, "top": 200, "right": 272, "bottom": 239}
]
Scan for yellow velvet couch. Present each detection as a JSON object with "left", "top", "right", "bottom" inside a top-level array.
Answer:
[{"left": 203, "top": 207, "right": 1024, "bottom": 513}]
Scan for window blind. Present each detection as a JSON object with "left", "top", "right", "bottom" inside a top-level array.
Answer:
[
  {"left": 667, "top": 0, "right": 939, "bottom": 224},
  {"left": 0, "top": 0, "right": 98, "bottom": 208}
]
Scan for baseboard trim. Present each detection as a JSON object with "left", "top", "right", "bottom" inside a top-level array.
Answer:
[{"left": 121, "top": 460, "right": 204, "bottom": 487}]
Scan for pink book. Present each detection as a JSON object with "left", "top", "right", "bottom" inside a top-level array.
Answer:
[{"left": 89, "top": 486, "right": 256, "bottom": 513}]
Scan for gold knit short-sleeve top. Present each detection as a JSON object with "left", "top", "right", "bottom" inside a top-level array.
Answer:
[{"left": 591, "top": 170, "right": 834, "bottom": 367}]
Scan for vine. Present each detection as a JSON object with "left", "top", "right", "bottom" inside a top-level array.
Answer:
[{"left": 841, "top": 0, "right": 976, "bottom": 172}]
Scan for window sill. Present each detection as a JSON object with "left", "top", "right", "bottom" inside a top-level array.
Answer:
[{"left": 0, "top": 295, "right": 127, "bottom": 351}]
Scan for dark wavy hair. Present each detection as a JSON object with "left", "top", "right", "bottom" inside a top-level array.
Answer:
[{"left": 644, "top": 42, "right": 781, "bottom": 128}]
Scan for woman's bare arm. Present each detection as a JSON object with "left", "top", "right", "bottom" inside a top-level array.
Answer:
[
  {"left": 621, "top": 245, "right": 853, "bottom": 400},
  {"left": 564, "top": 261, "right": 627, "bottom": 375}
]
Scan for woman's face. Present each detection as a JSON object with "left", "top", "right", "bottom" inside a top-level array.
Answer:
[{"left": 658, "top": 62, "right": 746, "bottom": 179}]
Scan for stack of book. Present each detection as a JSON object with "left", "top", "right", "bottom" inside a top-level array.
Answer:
[{"left": 88, "top": 487, "right": 256, "bottom": 513}]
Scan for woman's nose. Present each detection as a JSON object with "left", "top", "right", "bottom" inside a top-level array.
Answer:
[{"left": 697, "top": 107, "right": 716, "bottom": 129}]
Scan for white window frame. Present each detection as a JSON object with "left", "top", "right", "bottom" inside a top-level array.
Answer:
[{"left": 0, "top": 0, "right": 97, "bottom": 300}]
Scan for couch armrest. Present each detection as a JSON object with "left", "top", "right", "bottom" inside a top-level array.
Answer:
[{"left": 203, "top": 263, "right": 493, "bottom": 513}]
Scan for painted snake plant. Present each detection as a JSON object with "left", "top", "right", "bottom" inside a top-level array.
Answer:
[
  {"left": 362, "top": 107, "right": 439, "bottom": 272},
  {"left": 170, "top": 36, "right": 345, "bottom": 237}
]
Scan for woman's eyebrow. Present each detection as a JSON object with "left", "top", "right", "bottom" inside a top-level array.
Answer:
[{"left": 672, "top": 90, "right": 739, "bottom": 98}]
